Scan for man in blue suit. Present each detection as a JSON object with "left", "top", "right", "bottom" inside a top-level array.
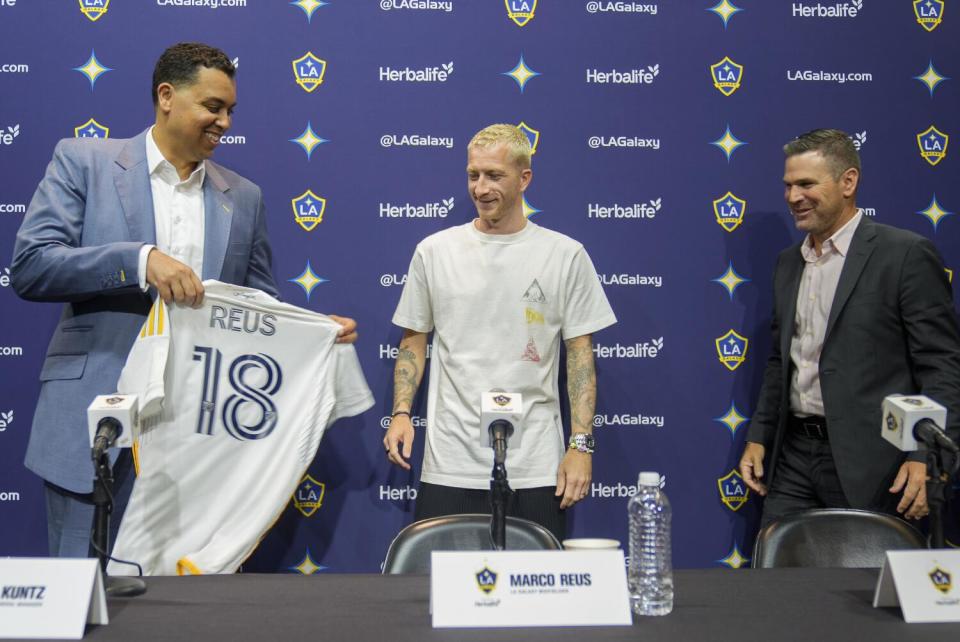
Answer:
[{"left": 12, "top": 43, "right": 356, "bottom": 558}]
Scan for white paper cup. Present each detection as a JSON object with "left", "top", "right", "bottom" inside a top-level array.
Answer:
[{"left": 562, "top": 538, "right": 621, "bottom": 550}]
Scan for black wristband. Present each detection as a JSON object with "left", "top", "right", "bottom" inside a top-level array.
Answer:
[{"left": 391, "top": 411, "right": 411, "bottom": 418}]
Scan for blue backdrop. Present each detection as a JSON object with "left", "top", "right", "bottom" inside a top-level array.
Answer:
[{"left": 0, "top": 0, "right": 957, "bottom": 574}]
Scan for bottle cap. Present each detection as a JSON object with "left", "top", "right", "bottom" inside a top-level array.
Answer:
[{"left": 638, "top": 472, "right": 660, "bottom": 487}]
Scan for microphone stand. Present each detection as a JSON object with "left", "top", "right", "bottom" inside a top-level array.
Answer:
[
  {"left": 490, "top": 457, "right": 512, "bottom": 551},
  {"left": 924, "top": 445, "right": 954, "bottom": 549},
  {"left": 92, "top": 450, "right": 146, "bottom": 597},
  {"left": 489, "top": 422, "right": 514, "bottom": 551}
]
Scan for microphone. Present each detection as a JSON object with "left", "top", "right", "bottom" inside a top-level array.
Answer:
[
  {"left": 92, "top": 417, "right": 123, "bottom": 462},
  {"left": 915, "top": 419, "right": 960, "bottom": 454},
  {"left": 87, "top": 394, "right": 140, "bottom": 461},
  {"left": 881, "top": 394, "right": 956, "bottom": 453},
  {"left": 480, "top": 390, "right": 524, "bottom": 454}
]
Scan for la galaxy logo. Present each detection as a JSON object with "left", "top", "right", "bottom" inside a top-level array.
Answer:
[
  {"left": 914, "top": 0, "right": 945, "bottom": 31},
  {"left": 517, "top": 122, "right": 540, "bottom": 155},
  {"left": 293, "top": 52, "right": 327, "bottom": 93},
  {"left": 884, "top": 412, "right": 899, "bottom": 435},
  {"left": 476, "top": 566, "right": 498, "bottom": 594},
  {"left": 74, "top": 117, "right": 109, "bottom": 139},
  {"left": 505, "top": 0, "right": 536, "bottom": 27},
  {"left": 717, "top": 469, "right": 749, "bottom": 511},
  {"left": 493, "top": 394, "right": 512, "bottom": 406},
  {"left": 78, "top": 0, "right": 110, "bottom": 22},
  {"left": 710, "top": 57, "right": 743, "bottom": 96},
  {"left": 917, "top": 125, "right": 948, "bottom": 166},
  {"left": 292, "top": 474, "right": 325, "bottom": 517},
  {"left": 930, "top": 567, "right": 952, "bottom": 594},
  {"left": 715, "top": 329, "right": 748, "bottom": 371},
  {"left": 713, "top": 191, "right": 746, "bottom": 232},
  {"left": 291, "top": 190, "right": 326, "bottom": 231}
]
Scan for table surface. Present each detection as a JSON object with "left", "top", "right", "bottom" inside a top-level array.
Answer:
[{"left": 21, "top": 568, "right": 960, "bottom": 641}]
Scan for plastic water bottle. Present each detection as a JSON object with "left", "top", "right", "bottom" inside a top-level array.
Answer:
[{"left": 628, "top": 471, "right": 673, "bottom": 616}]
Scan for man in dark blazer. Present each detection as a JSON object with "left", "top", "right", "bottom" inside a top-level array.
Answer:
[
  {"left": 739, "top": 129, "right": 960, "bottom": 527},
  {"left": 12, "top": 43, "right": 356, "bottom": 558}
]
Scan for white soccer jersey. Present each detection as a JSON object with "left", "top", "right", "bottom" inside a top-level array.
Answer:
[{"left": 108, "top": 281, "right": 373, "bottom": 576}]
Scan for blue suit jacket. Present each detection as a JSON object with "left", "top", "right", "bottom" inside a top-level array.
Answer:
[{"left": 12, "top": 128, "right": 279, "bottom": 493}]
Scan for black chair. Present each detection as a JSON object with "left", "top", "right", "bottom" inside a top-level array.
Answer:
[
  {"left": 751, "top": 508, "right": 927, "bottom": 568},
  {"left": 382, "top": 514, "right": 562, "bottom": 574}
]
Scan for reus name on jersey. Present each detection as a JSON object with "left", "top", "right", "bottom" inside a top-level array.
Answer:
[{"left": 109, "top": 281, "right": 373, "bottom": 576}]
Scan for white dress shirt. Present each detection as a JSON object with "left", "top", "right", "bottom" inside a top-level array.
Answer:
[
  {"left": 137, "top": 127, "right": 206, "bottom": 289},
  {"left": 789, "top": 210, "right": 864, "bottom": 417}
]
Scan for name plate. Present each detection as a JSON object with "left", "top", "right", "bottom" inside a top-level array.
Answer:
[
  {"left": 430, "top": 550, "right": 632, "bottom": 628},
  {"left": 0, "top": 558, "right": 107, "bottom": 639},
  {"left": 873, "top": 550, "right": 960, "bottom": 623}
]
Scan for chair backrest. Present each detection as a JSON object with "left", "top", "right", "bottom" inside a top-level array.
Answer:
[
  {"left": 382, "top": 513, "right": 562, "bottom": 574},
  {"left": 751, "top": 508, "right": 927, "bottom": 568}
]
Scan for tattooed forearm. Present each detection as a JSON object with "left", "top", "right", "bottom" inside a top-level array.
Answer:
[
  {"left": 392, "top": 330, "right": 427, "bottom": 413},
  {"left": 565, "top": 335, "right": 596, "bottom": 434},
  {"left": 393, "top": 348, "right": 419, "bottom": 411}
]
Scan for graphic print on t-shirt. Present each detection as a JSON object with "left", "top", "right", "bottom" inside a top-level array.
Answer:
[
  {"left": 525, "top": 308, "right": 544, "bottom": 324},
  {"left": 521, "top": 338, "right": 542, "bottom": 362},
  {"left": 521, "top": 279, "right": 547, "bottom": 303}
]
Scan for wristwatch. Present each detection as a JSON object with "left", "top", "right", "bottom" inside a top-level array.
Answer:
[{"left": 568, "top": 433, "right": 595, "bottom": 454}]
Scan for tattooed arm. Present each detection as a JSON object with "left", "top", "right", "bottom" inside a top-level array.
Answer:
[
  {"left": 384, "top": 328, "right": 428, "bottom": 470},
  {"left": 556, "top": 334, "right": 596, "bottom": 509}
]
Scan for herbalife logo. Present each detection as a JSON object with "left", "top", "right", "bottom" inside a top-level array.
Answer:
[
  {"left": 380, "top": 343, "right": 433, "bottom": 359},
  {"left": 379, "top": 485, "right": 418, "bottom": 500},
  {"left": 792, "top": 0, "right": 862, "bottom": 17},
  {"left": 591, "top": 475, "right": 665, "bottom": 498},
  {"left": 587, "top": 64, "right": 659, "bottom": 85},
  {"left": 588, "top": 198, "right": 661, "bottom": 219},
  {"left": 0, "top": 124, "right": 20, "bottom": 146},
  {"left": 380, "top": 197, "right": 454, "bottom": 219},
  {"left": 380, "top": 61, "right": 453, "bottom": 82},
  {"left": 850, "top": 130, "right": 867, "bottom": 151},
  {"left": 0, "top": 409, "right": 11, "bottom": 432},
  {"left": 593, "top": 337, "right": 663, "bottom": 359}
]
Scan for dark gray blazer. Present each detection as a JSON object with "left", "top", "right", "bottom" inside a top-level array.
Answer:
[
  {"left": 748, "top": 215, "right": 960, "bottom": 509},
  {"left": 12, "top": 129, "right": 279, "bottom": 493}
]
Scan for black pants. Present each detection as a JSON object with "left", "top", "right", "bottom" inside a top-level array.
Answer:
[
  {"left": 414, "top": 482, "right": 566, "bottom": 543},
  {"left": 760, "top": 430, "right": 905, "bottom": 529},
  {"left": 760, "top": 432, "right": 851, "bottom": 529}
]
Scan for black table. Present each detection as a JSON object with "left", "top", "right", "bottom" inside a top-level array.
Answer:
[{"left": 30, "top": 568, "right": 960, "bottom": 641}]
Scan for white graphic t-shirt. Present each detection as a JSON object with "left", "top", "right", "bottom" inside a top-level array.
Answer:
[{"left": 392, "top": 221, "right": 616, "bottom": 489}]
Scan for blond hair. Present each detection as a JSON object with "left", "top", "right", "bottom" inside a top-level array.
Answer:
[{"left": 468, "top": 124, "right": 532, "bottom": 168}]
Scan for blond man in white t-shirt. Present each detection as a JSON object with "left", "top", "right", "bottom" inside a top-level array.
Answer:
[{"left": 383, "top": 124, "right": 616, "bottom": 540}]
